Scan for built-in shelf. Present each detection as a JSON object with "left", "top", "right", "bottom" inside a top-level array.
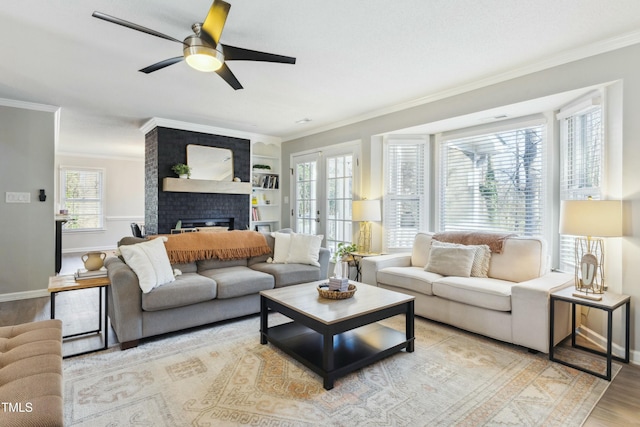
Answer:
[{"left": 163, "top": 177, "right": 252, "bottom": 195}]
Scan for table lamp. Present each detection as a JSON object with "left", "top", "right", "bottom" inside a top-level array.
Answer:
[
  {"left": 559, "top": 198, "right": 622, "bottom": 300},
  {"left": 352, "top": 199, "right": 381, "bottom": 254}
]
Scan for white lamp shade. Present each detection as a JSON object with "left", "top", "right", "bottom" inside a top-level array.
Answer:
[
  {"left": 559, "top": 200, "right": 623, "bottom": 237},
  {"left": 352, "top": 200, "right": 381, "bottom": 222}
]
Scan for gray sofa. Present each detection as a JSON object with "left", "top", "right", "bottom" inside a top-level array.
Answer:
[
  {"left": 361, "top": 231, "right": 574, "bottom": 353},
  {"left": 105, "top": 231, "right": 329, "bottom": 349}
]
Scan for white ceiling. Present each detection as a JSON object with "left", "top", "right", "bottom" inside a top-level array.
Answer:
[{"left": 2, "top": 1, "right": 640, "bottom": 158}]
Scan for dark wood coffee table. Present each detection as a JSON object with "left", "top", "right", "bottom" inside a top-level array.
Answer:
[{"left": 260, "top": 280, "right": 414, "bottom": 390}]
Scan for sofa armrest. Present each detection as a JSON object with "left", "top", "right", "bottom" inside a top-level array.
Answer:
[
  {"left": 511, "top": 271, "right": 574, "bottom": 353},
  {"left": 360, "top": 253, "right": 412, "bottom": 286},
  {"left": 105, "top": 257, "right": 143, "bottom": 343}
]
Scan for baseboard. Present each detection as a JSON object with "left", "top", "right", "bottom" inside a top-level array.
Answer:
[
  {"left": 576, "top": 325, "right": 639, "bottom": 366},
  {"left": 0, "top": 289, "right": 49, "bottom": 302}
]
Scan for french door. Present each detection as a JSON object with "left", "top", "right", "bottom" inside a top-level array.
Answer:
[{"left": 291, "top": 143, "right": 358, "bottom": 255}]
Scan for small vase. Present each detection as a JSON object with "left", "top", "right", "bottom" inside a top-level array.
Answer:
[
  {"left": 82, "top": 251, "right": 107, "bottom": 271},
  {"left": 179, "top": 174, "right": 188, "bottom": 179}
]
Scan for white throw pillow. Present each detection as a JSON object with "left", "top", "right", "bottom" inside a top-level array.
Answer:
[
  {"left": 119, "top": 237, "right": 175, "bottom": 293},
  {"left": 425, "top": 245, "right": 475, "bottom": 277},
  {"left": 286, "top": 233, "right": 323, "bottom": 267},
  {"left": 431, "top": 240, "right": 491, "bottom": 278},
  {"left": 270, "top": 232, "right": 292, "bottom": 263}
]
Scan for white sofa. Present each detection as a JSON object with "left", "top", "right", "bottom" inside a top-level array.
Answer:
[{"left": 361, "top": 232, "right": 573, "bottom": 353}]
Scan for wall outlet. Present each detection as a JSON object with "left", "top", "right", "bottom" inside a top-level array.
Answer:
[{"left": 5, "top": 192, "right": 31, "bottom": 203}]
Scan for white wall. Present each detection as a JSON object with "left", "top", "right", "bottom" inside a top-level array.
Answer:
[
  {"left": 282, "top": 43, "right": 640, "bottom": 360},
  {"left": 0, "top": 103, "right": 57, "bottom": 299},
  {"left": 55, "top": 154, "right": 144, "bottom": 253}
]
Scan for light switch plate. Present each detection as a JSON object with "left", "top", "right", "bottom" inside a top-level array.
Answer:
[{"left": 6, "top": 192, "right": 31, "bottom": 203}]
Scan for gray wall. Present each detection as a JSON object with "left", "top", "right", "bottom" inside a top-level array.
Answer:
[
  {"left": 0, "top": 104, "right": 57, "bottom": 299},
  {"left": 282, "top": 43, "right": 640, "bottom": 359}
]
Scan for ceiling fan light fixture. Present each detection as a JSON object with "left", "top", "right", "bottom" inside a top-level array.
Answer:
[{"left": 183, "top": 36, "right": 224, "bottom": 72}]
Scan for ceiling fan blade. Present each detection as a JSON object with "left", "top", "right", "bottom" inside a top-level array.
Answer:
[
  {"left": 201, "top": 0, "right": 231, "bottom": 47},
  {"left": 139, "top": 57, "right": 184, "bottom": 74},
  {"left": 221, "top": 44, "right": 296, "bottom": 64},
  {"left": 216, "top": 63, "right": 243, "bottom": 90},
  {"left": 92, "top": 11, "right": 183, "bottom": 44}
]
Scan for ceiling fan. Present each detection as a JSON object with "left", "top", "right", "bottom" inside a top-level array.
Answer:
[{"left": 92, "top": 0, "right": 296, "bottom": 90}]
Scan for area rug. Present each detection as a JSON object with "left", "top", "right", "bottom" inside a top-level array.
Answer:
[{"left": 63, "top": 314, "right": 618, "bottom": 426}]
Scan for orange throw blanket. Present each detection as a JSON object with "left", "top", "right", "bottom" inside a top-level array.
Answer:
[
  {"left": 432, "top": 231, "right": 516, "bottom": 254},
  {"left": 162, "top": 230, "right": 272, "bottom": 263}
]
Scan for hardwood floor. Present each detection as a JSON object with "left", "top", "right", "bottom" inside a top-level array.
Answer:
[{"left": 1, "top": 253, "right": 638, "bottom": 425}]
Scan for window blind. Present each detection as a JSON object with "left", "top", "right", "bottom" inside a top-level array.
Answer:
[
  {"left": 438, "top": 121, "right": 546, "bottom": 236},
  {"left": 558, "top": 102, "right": 603, "bottom": 272},
  {"left": 60, "top": 167, "right": 104, "bottom": 230},
  {"left": 383, "top": 139, "right": 427, "bottom": 251}
]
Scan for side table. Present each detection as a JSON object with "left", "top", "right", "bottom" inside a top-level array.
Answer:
[
  {"left": 348, "top": 252, "right": 381, "bottom": 281},
  {"left": 48, "top": 275, "right": 111, "bottom": 357},
  {"left": 549, "top": 286, "right": 630, "bottom": 380}
]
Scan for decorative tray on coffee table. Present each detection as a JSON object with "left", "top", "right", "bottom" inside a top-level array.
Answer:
[{"left": 317, "top": 283, "right": 357, "bottom": 300}]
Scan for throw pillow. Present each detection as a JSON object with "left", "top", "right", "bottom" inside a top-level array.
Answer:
[
  {"left": 286, "top": 233, "right": 324, "bottom": 267},
  {"left": 430, "top": 240, "right": 491, "bottom": 278},
  {"left": 119, "top": 237, "right": 175, "bottom": 293},
  {"left": 425, "top": 245, "right": 475, "bottom": 277},
  {"left": 271, "top": 231, "right": 292, "bottom": 263}
]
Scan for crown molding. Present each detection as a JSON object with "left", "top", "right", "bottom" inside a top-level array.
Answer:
[
  {"left": 140, "top": 117, "right": 281, "bottom": 145},
  {"left": 0, "top": 97, "right": 59, "bottom": 113},
  {"left": 283, "top": 29, "right": 640, "bottom": 142}
]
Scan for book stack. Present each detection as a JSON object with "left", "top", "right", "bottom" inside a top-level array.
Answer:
[
  {"left": 75, "top": 268, "right": 108, "bottom": 280},
  {"left": 328, "top": 277, "right": 349, "bottom": 292}
]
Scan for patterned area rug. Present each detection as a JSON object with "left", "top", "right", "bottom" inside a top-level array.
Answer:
[{"left": 63, "top": 314, "right": 618, "bottom": 426}]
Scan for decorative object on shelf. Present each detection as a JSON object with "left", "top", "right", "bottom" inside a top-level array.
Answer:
[
  {"left": 233, "top": 177, "right": 241, "bottom": 182},
  {"left": 317, "top": 283, "right": 357, "bottom": 299},
  {"left": 82, "top": 251, "right": 107, "bottom": 271},
  {"left": 171, "top": 163, "right": 192, "bottom": 178},
  {"left": 559, "top": 197, "right": 623, "bottom": 300},
  {"left": 256, "top": 224, "right": 271, "bottom": 232},
  {"left": 352, "top": 199, "right": 381, "bottom": 253},
  {"left": 252, "top": 164, "right": 271, "bottom": 170}
]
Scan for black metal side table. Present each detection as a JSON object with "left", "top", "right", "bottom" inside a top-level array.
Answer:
[
  {"left": 348, "top": 251, "right": 381, "bottom": 281},
  {"left": 48, "top": 275, "right": 111, "bottom": 358},
  {"left": 549, "top": 286, "right": 630, "bottom": 380}
]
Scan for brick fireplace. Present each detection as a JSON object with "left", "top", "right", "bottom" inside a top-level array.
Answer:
[{"left": 144, "top": 126, "right": 250, "bottom": 235}]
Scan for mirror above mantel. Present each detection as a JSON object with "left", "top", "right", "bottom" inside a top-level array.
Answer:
[{"left": 187, "top": 145, "right": 234, "bottom": 181}]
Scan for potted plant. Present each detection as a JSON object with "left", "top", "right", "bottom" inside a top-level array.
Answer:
[
  {"left": 252, "top": 164, "right": 271, "bottom": 171},
  {"left": 333, "top": 242, "right": 357, "bottom": 263},
  {"left": 172, "top": 163, "right": 191, "bottom": 178}
]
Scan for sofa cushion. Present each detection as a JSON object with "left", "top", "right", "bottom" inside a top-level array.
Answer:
[
  {"left": 432, "top": 277, "right": 514, "bottom": 311},
  {"left": 200, "top": 266, "right": 274, "bottom": 299},
  {"left": 172, "top": 261, "right": 197, "bottom": 274},
  {"left": 119, "top": 236, "right": 175, "bottom": 293},
  {"left": 141, "top": 273, "right": 217, "bottom": 311},
  {"left": 377, "top": 266, "right": 440, "bottom": 296},
  {"left": 425, "top": 245, "right": 476, "bottom": 277},
  {"left": 249, "top": 262, "right": 321, "bottom": 288},
  {"left": 286, "top": 233, "right": 324, "bottom": 267},
  {"left": 431, "top": 240, "right": 491, "bottom": 278},
  {"left": 488, "top": 237, "right": 547, "bottom": 282},
  {"left": 197, "top": 258, "right": 248, "bottom": 271},
  {"left": 411, "top": 232, "right": 433, "bottom": 267}
]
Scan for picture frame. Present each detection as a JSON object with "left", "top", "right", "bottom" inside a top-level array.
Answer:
[{"left": 256, "top": 224, "right": 271, "bottom": 233}]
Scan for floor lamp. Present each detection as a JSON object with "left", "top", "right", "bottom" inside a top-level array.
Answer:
[
  {"left": 559, "top": 198, "right": 622, "bottom": 300},
  {"left": 352, "top": 199, "right": 381, "bottom": 254}
]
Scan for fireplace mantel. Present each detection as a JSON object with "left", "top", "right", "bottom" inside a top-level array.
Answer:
[{"left": 162, "top": 177, "right": 251, "bottom": 195}]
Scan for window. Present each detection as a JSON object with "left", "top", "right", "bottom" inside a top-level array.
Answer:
[
  {"left": 326, "top": 154, "right": 353, "bottom": 255},
  {"left": 558, "top": 94, "right": 603, "bottom": 272},
  {"left": 60, "top": 167, "right": 105, "bottom": 231},
  {"left": 383, "top": 138, "right": 428, "bottom": 251},
  {"left": 437, "top": 118, "right": 546, "bottom": 236}
]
